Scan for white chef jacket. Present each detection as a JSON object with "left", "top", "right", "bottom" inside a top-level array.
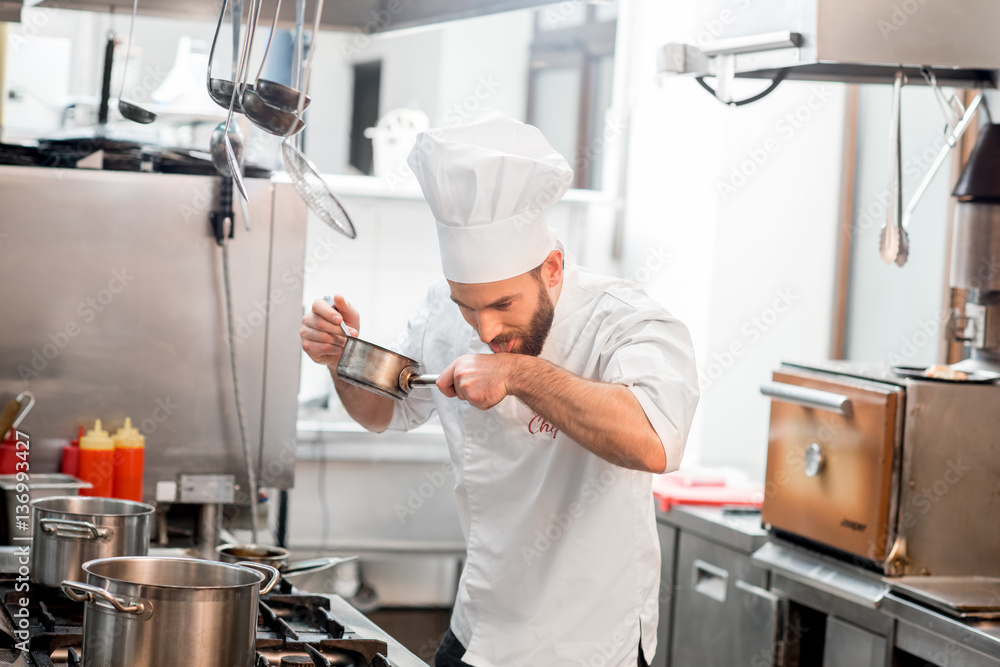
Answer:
[{"left": 386, "top": 256, "right": 699, "bottom": 667}]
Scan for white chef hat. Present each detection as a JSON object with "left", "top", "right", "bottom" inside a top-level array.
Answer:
[{"left": 406, "top": 110, "right": 574, "bottom": 284}]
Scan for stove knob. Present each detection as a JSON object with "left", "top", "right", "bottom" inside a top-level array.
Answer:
[{"left": 804, "top": 442, "right": 824, "bottom": 477}]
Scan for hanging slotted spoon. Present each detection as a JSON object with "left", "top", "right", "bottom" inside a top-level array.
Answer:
[
  {"left": 117, "top": 0, "right": 156, "bottom": 124},
  {"left": 281, "top": 0, "right": 357, "bottom": 239}
]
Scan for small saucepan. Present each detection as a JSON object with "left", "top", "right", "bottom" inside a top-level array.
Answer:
[
  {"left": 323, "top": 296, "right": 439, "bottom": 400},
  {"left": 217, "top": 543, "right": 357, "bottom": 577}
]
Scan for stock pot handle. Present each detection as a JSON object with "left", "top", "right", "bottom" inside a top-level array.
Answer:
[
  {"left": 61, "top": 581, "right": 149, "bottom": 616},
  {"left": 40, "top": 518, "right": 111, "bottom": 540},
  {"left": 236, "top": 561, "right": 281, "bottom": 595}
]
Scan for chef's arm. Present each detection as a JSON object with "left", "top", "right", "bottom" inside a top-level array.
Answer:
[
  {"left": 508, "top": 356, "right": 667, "bottom": 473},
  {"left": 330, "top": 372, "right": 394, "bottom": 433},
  {"left": 301, "top": 295, "right": 394, "bottom": 432}
]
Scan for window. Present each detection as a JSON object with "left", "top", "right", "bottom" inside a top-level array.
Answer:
[{"left": 527, "top": 4, "right": 616, "bottom": 190}]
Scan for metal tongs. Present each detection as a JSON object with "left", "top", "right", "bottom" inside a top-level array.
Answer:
[{"left": 880, "top": 68, "right": 986, "bottom": 266}]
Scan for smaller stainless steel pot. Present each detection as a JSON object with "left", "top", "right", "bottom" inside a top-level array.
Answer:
[
  {"left": 30, "top": 496, "right": 154, "bottom": 588},
  {"left": 62, "top": 557, "right": 279, "bottom": 667},
  {"left": 324, "top": 296, "right": 438, "bottom": 400},
  {"left": 217, "top": 543, "right": 357, "bottom": 576},
  {"left": 338, "top": 337, "right": 439, "bottom": 400}
]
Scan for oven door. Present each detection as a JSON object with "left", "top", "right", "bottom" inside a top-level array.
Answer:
[{"left": 760, "top": 367, "right": 905, "bottom": 565}]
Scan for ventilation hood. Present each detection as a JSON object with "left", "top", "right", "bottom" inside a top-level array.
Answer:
[
  {"left": 14, "top": 0, "right": 560, "bottom": 31},
  {"left": 658, "top": 0, "right": 999, "bottom": 103}
]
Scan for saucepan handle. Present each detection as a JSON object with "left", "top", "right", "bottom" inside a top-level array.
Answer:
[
  {"left": 237, "top": 561, "right": 281, "bottom": 595},
  {"left": 407, "top": 374, "right": 439, "bottom": 387},
  {"left": 61, "top": 581, "right": 150, "bottom": 616},
  {"left": 282, "top": 555, "right": 358, "bottom": 577},
  {"left": 41, "top": 518, "right": 111, "bottom": 541}
]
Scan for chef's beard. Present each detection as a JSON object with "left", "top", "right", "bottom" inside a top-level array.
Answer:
[{"left": 490, "top": 280, "right": 555, "bottom": 357}]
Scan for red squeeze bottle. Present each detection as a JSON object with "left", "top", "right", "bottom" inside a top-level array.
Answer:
[
  {"left": 60, "top": 426, "right": 84, "bottom": 477},
  {"left": 112, "top": 418, "right": 144, "bottom": 502},
  {"left": 0, "top": 432, "right": 24, "bottom": 475},
  {"left": 78, "top": 420, "right": 114, "bottom": 497}
]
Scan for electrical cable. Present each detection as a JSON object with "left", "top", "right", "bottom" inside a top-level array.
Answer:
[
  {"left": 695, "top": 69, "right": 788, "bottom": 107},
  {"left": 221, "top": 235, "right": 258, "bottom": 545}
]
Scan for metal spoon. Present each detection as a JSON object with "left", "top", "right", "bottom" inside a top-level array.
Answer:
[
  {"left": 240, "top": 0, "right": 307, "bottom": 137},
  {"left": 117, "top": 0, "right": 157, "bottom": 124},
  {"left": 281, "top": 0, "right": 357, "bottom": 238}
]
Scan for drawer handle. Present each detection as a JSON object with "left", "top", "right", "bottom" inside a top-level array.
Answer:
[
  {"left": 760, "top": 382, "right": 853, "bottom": 417},
  {"left": 692, "top": 559, "right": 729, "bottom": 603}
]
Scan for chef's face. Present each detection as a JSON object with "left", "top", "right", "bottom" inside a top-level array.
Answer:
[{"left": 448, "top": 250, "right": 563, "bottom": 357}]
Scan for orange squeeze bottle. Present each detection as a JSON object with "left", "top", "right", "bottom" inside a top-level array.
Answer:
[
  {"left": 79, "top": 420, "right": 114, "bottom": 497},
  {"left": 112, "top": 418, "right": 145, "bottom": 502}
]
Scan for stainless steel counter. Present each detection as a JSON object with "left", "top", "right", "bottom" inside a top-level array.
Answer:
[
  {"left": 655, "top": 504, "right": 768, "bottom": 554},
  {"left": 882, "top": 593, "right": 1000, "bottom": 666}
]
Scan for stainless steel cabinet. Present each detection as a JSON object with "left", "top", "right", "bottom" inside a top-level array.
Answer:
[
  {"left": 822, "top": 617, "right": 887, "bottom": 667},
  {"left": 651, "top": 523, "right": 677, "bottom": 667},
  {"left": 670, "top": 532, "right": 779, "bottom": 667}
]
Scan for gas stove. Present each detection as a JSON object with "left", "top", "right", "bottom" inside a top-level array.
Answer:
[{"left": 0, "top": 577, "right": 424, "bottom": 667}]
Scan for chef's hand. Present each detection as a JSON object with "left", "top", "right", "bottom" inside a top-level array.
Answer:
[
  {"left": 437, "top": 354, "right": 516, "bottom": 410},
  {"left": 300, "top": 294, "right": 359, "bottom": 367}
]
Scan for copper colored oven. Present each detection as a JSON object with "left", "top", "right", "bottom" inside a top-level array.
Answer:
[{"left": 760, "top": 361, "right": 1000, "bottom": 576}]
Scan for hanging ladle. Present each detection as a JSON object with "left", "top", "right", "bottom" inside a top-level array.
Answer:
[
  {"left": 221, "top": 0, "right": 263, "bottom": 201},
  {"left": 209, "top": 0, "right": 252, "bottom": 230},
  {"left": 253, "top": 0, "right": 312, "bottom": 114},
  {"left": 117, "top": 0, "right": 156, "bottom": 124},
  {"left": 240, "top": 0, "right": 307, "bottom": 137},
  {"left": 206, "top": 0, "right": 253, "bottom": 111},
  {"left": 281, "top": 0, "right": 357, "bottom": 238}
]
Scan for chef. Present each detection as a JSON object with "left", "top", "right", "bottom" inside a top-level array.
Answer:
[{"left": 300, "top": 110, "right": 699, "bottom": 667}]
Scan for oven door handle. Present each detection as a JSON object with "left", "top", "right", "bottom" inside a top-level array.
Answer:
[{"left": 760, "top": 382, "right": 853, "bottom": 417}]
